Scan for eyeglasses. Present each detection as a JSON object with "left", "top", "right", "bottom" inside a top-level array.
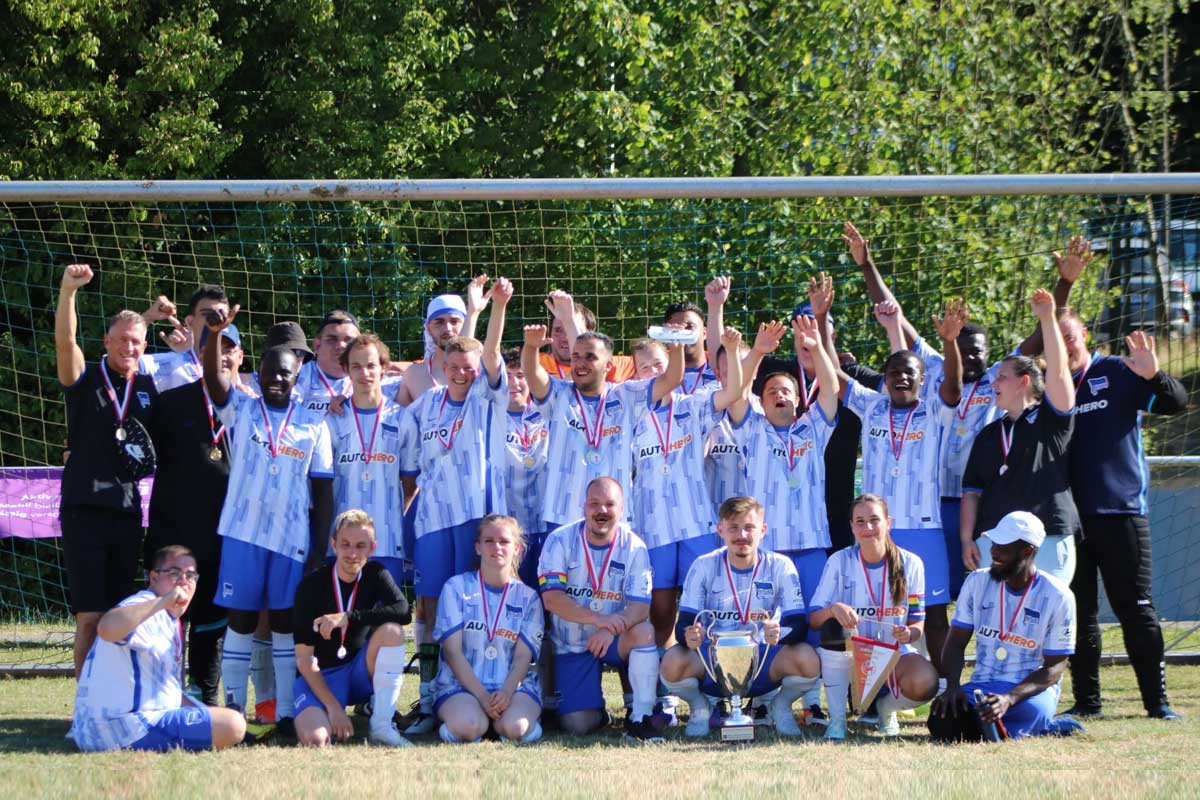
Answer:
[{"left": 156, "top": 567, "right": 200, "bottom": 584}]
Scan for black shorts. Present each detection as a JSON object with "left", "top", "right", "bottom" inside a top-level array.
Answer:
[{"left": 60, "top": 506, "right": 144, "bottom": 614}]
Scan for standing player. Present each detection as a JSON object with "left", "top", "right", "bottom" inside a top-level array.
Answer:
[
  {"left": 521, "top": 293, "right": 684, "bottom": 532},
  {"left": 326, "top": 333, "right": 412, "bottom": 585},
  {"left": 1061, "top": 317, "right": 1188, "bottom": 720},
  {"left": 660, "top": 496, "right": 821, "bottom": 737},
  {"left": 833, "top": 297, "right": 964, "bottom": 674},
  {"left": 137, "top": 285, "right": 234, "bottom": 392},
  {"left": 400, "top": 277, "right": 512, "bottom": 733},
  {"left": 499, "top": 348, "right": 550, "bottom": 588},
  {"left": 55, "top": 263, "right": 158, "bottom": 677},
  {"left": 540, "top": 292, "right": 638, "bottom": 383},
  {"left": 394, "top": 276, "right": 490, "bottom": 405},
  {"left": 931, "top": 512, "right": 1082, "bottom": 740},
  {"left": 292, "top": 510, "right": 411, "bottom": 747},
  {"left": 537, "top": 478, "right": 662, "bottom": 741},
  {"left": 434, "top": 515, "right": 545, "bottom": 744},
  {"left": 70, "top": 546, "right": 246, "bottom": 752},
  {"left": 701, "top": 334, "right": 751, "bottom": 514},
  {"left": 633, "top": 328, "right": 743, "bottom": 653},
  {"left": 294, "top": 311, "right": 359, "bottom": 414},
  {"left": 144, "top": 323, "right": 244, "bottom": 705},
  {"left": 663, "top": 300, "right": 718, "bottom": 394},
  {"left": 810, "top": 495, "right": 938, "bottom": 740},
  {"left": 202, "top": 306, "right": 335, "bottom": 735}
]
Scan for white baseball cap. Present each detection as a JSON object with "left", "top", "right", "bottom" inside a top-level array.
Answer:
[
  {"left": 982, "top": 511, "right": 1046, "bottom": 548},
  {"left": 425, "top": 294, "right": 467, "bottom": 323}
]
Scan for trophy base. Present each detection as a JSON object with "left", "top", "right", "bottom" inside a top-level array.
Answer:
[{"left": 719, "top": 723, "right": 755, "bottom": 742}]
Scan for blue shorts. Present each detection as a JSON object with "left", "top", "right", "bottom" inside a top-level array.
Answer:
[
  {"left": 555, "top": 639, "right": 627, "bottom": 715},
  {"left": 890, "top": 528, "right": 950, "bottom": 606},
  {"left": 215, "top": 539, "right": 305, "bottom": 611},
  {"left": 941, "top": 498, "right": 966, "bottom": 598},
  {"left": 964, "top": 679, "right": 1061, "bottom": 739},
  {"left": 414, "top": 519, "right": 482, "bottom": 599},
  {"left": 698, "top": 641, "right": 781, "bottom": 699},
  {"left": 649, "top": 534, "right": 719, "bottom": 590},
  {"left": 433, "top": 683, "right": 543, "bottom": 715},
  {"left": 372, "top": 556, "right": 405, "bottom": 589},
  {"left": 783, "top": 548, "right": 827, "bottom": 647},
  {"left": 293, "top": 645, "right": 373, "bottom": 717},
  {"left": 129, "top": 705, "right": 213, "bottom": 752},
  {"left": 518, "top": 530, "right": 548, "bottom": 591}
]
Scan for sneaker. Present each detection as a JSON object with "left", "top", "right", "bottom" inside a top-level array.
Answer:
[
  {"left": 804, "top": 704, "right": 829, "bottom": 727},
  {"left": 398, "top": 701, "right": 437, "bottom": 735},
  {"left": 1148, "top": 705, "right": 1183, "bottom": 721},
  {"left": 273, "top": 717, "right": 296, "bottom": 739},
  {"left": 770, "top": 696, "right": 803, "bottom": 737},
  {"left": 751, "top": 703, "right": 773, "bottom": 727},
  {"left": 353, "top": 698, "right": 374, "bottom": 718},
  {"left": 877, "top": 709, "right": 900, "bottom": 737},
  {"left": 1062, "top": 704, "right": 1103, "bottom": 720},
  {"left": 623, "top": 715, "right": 666, "bottom": 744},
  {"left": 824, "top": 718, "right": 847, "bottom": 741},
  {"left": 1046, "top": 716, "right": 1085, "bottom": 736},
  {"left": 255, "top": 699, "right": 277, "bottom": 725},
  {"left": 648, "top": 699, "right": 679, "bottom": 731},
  {"left": 709, "top": 700, "right": 729, "bottom": 730},
  {"left": 369, "top": 723, "right": 413, "bottom": 747},
  {"left": 857, "top": 696, "right": 879, "bottom": 726}
]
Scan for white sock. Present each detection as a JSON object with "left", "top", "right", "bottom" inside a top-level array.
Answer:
[
  {"left": 802, "top": 683, "right": 822, "bottom": 709},
  {"left": 271, "top": 632, "right": 296, "bottom": 719},
  {"left": 221, "top": 630, "right": 253, "bottom": 711},
  {"left": 777, "top": 674, "right": 816, "bottom": 706},
  {"left": 819, "top": 647, "right": 851, "bottom": 725},
  {"left": 627, "top": 646, "right": 660, "bottom": 721},
  {"left": 661, "top": 677, "right": 710, "bottom": 719},
  {"left": 418, "top": 681, "right": 433, "bottom": 713},
  {"left": 250, "top": 636, "right": 275, "bottom": 702},
  {"left": 414, "top": 618, "right": 427, "bottom": 648},
  {"left": 878, "top": 689, "right": 923, "bottom": 713},
  {"left": 519, "top": 721, "right": 543, "bottom": 744},
  {"left": 371, "top": 645, "right": 407, "bottom": 730},
  {"left": 439, "top": 722, "right": 480, "bottom": 744}
]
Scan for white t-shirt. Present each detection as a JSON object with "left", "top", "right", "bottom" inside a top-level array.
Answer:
[
  {"left": 952, "top": 569, "right": 1076, "bottom": 684},
  {"left": 537, "top": 520, "right": 653, "bottom": 654},
  {"left": 70, "top": 591, "right": 187, "bottom": 751},
  {"left": 678, "top": 547, "right": 806, "bottom": 635},
  {"left": 215, "top": 392, "right": 334, "bottom": 561}
]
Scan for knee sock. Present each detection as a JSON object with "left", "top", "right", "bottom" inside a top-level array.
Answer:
[
  {"left": 878, "top": 688, "right": 923, "bottom": 713},
  {"left": 661, "top": 677, "right": 710, "bottom": 719},
  {"left": 371, "top": 645, "right": 407, "bottom": 731},
  {"left": 220, "top": 629, "right": 253, "bottom": 711},
  {"left": 802, "top": 682, "right": 822, "bottom": 709},
  {"left": 250, "top": 636, "right": 275, "bottom": 702},
  {"left": 271, "top": 632, "right": 296, "bottom": 720},
  {"left": 627, "top": 646, "right": 660, "bottom": 722},
  {"left": 819, "top": 647, "right": 851, "bottom": 726}
]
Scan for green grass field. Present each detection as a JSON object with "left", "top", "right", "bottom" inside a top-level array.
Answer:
[{"left": 2, "top": 664, "right": 1197, "bottom": 800}]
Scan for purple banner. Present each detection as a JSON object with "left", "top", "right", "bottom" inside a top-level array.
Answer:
[{"left": 0, "top": 468, "right": 152, "bottom": 538}]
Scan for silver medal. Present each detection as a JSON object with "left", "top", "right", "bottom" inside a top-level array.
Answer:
[
  {"left": 589, "top": 599, "right": 604, "bottom": 612},
  {"left": 788, "top": 474, "right": 802, "bottom": 490},
  {"left": 269, "top": 462, "right": 281, "bottom": 476},
  {"left": 586, "top": 448, "right": 602, "bottom": 465},
  {"left": 661, "top": 463, "right": 671, "bottom": 476},
  {"left": 337, "top": 645, "right": 347, "bottom": 660},
  {"left": 362, "top": 471, "right": 373, "bottom": 483},
  {"left": 999, "top": 464, "right": 1008, "bottom": 475},
  {"left": 994, "top": 645, "right": 1008, "bottom": 662},
  {"left": 114, "top": 426, "right": 127, "bottom": 442},
  {"left": 956, "top": 425, "right": 968, "bottom": 437},
  {"left": 890, "top": 466, "right": 901, "bottom": 478},
  {"left": 484, "top": 645, "right": 499, "bottom": 661}
]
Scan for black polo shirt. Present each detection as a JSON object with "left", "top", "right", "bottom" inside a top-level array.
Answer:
[
  {"left": 962, "top": 400, "right": 1080, "bottom": 539},
  {"left": 145, "top": 380, "right": 231, "bottom": 561},
  {"left": 61, "top": 360, "right": 158, "bottom": 514},
  {"left": 292, "top": 562, "right": 411, "bottom": 669}
]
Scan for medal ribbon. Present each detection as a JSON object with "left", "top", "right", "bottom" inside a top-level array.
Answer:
[
  {"left": 956, "top": 379, "right": 981, "bottom": 421},
  {"left": 353, "top": 399, "right": 382, "bottom": 466},
  {"left": 573, "top": 386, "right": 608, "bottom": 450},
  {"left": 999, "top": 418, "right": 1015, "bottom": 469},
  {"left": 331, "top": 567, "right": 361, "bottom": 619},
  {"left": 99, "top": 363, "right": 134, "bottom": 427},
  {"left": 580, "top": 523, "right": 618, "bottom": 598},
  {"left": 434, "top": 390, "right": 466, "bottom": 452},
  {"left": 648, "top": 398, "right": 674, "bottom": 468},
  {"left": 724, "top": 551, "right": 763, "bottom": 625},
  {"left": 186, "top": 349, "right": 203, "bottom": 382},
  {"left": 682, "top": 366, "right": 705, "bottom": 395},
  {"left": 797, "top": 365, "right": 819, "bottom": 411},
  {"left": 257, "top": 398, "right": 295, "bottom": 459},
  {"left": 859, "top": 548, "right": 889, "bottom": 621},
  {"left": 1072, "top": 353, "right": 1095, "bottom": 395},
  {"left": 773, "top": 423, "right": 798, "bottom": 475},
  {"left": 200, "top": 380, "right": 226, "bottom": 449},
  {"left": 478, "top": 572, "right": 512, "bottom": 644},
  {"left": 996, "top": 571, "right": 1037, "bottom": 649},
  {"left": 889, "top": 400, "right": 920, "bottom": 463},
  {"left": 315, "top": 367, "right": 348, "bottom": 401}
]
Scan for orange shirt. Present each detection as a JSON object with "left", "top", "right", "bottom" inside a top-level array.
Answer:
[{"left": 538, "top": 352, "right": 637, "bottom": 384}]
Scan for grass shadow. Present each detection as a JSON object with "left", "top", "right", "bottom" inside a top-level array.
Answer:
[{"left": 0, "top": 717, "right": 75, "bottom": 753}]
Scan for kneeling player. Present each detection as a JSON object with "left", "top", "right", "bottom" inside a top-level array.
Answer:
[
  {"left": 809, "top": 494, "right": 938, "bottom": 740},
  {"left": 537, "top": 477, "right": 663, "bottom": 742},
  {"left": 292, "top": 510, "right": 412, "bottom": 747},
  {"left": 433, "top": 515, "right": 545, "bottom": 743},
  {"left": 70, "top": 546, "right": 246, "bottom": 752},
  {"left": 931, "top": 512, "right": 1081, "bottom": 740},
  {"left": 660, "top": 496, "right": 820, "bottom": 737}
]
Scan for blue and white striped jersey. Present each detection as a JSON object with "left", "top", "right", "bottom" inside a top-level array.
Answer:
[
  {"left": 811, "top": 544, "right": 926, "bottom": 626},
  {"left": 295, "top": 361, "right": 351, "bottom": 415},
  {"left": 139, "top": 350, "right": 202, "bottom": 393},
  {"left": 503, "top": 405, "right": 551, "bottom": 537},
  {"left": 679, "top": 548, "right": 805, "bottom": 636}
]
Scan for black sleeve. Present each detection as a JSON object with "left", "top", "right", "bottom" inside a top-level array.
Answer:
[
  {"left": 675, "top": 609, "right": 698, "bottom": 646},
  {"left": 350, "top": 566, "right": 412, "bottom": 627},
  {"left": 1147, "top": 370, "right": 1189, "bottom": 415},
  {"left": 961, "top": 425, "right": 991, "bottom": 494},
  {"left": 292, "top": 574, "right": 321, "bottom": 648},
  {"left": 845, "top": 363, "right": 883, "bottom": 392},
  {"left": 779, "top": 611, "right": 809, "bottom": 646}
]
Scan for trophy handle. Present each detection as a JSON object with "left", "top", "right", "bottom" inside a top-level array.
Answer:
[{"left": 694, "top": 610, "right": 720, "bottom": 684}]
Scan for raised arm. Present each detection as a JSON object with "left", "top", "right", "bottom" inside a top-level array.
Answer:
[
  {"left": 545, "top": 289, "right": 582, "bottom": 353},
  {"left": 1033, "top": 289, "right": 1074, "bottom": 412},
  {"left": 97, "top": 588, "right": 185, "bottom": 642},
  {"left": 844, "top": 221, "right": 920, "bottom": 345},
  {"left": 1019, "top": 236, "right": 1093, "bottom": 356},
  {"left": 794, "top": 315, "right": 838, "bottom": 420},
  {"left": 1122, "top": 330, "right": 1188, "bottom": 414},
  {"left": 729, "top": 321, "right": 786, "bottom": 425},
  {"left": 874, "top": 300, "right": 908, "bottom": 354},
  {"left": 933, "top": 298, "right": 966, "bottom": 407},
  {"left": 650, "top": 335, "right": 685, "bottom": 404},
  {"left": 482, "top": 277, "right": 511, "bottom": 383},
  {"left": 807, "top": 272, "right": 850, "bottom": 400},
  {"left": 521, "top": 325, "right": 553, "bottom": 402},
  {"left": 201, "top": 304, "right": 240, "bottom": 406},
  {"left": 710, "top": 327, "right": 743, "bottom": 412},
  {"left": 463, "top": 274, "right": 490, "bottom": 340},
  {"left": 55, "top": 264, "right": 93, "bottom": 386},
  {"left": 704, "top": 276, "right": 731, "bottom": 368}
]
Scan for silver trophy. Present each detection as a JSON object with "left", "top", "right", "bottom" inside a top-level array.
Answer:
[{"left": 696, "top": 611, "right": 768, "bottom": 742}]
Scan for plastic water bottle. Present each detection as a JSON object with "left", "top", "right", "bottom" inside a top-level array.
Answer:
[
  {"left": 974, "top": 689, "right": 1003, "bottom": 742},
  {"left": 647, "top": 325, "right": 700, "bottom": 345}
]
